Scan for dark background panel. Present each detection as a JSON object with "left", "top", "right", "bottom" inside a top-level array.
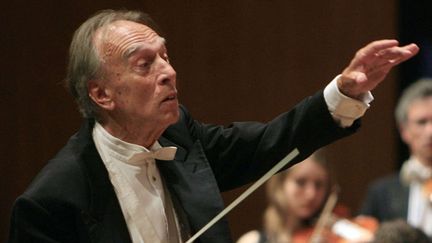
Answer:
[{"left": 397, "top": 0, "right": 432, "bottom": 168}]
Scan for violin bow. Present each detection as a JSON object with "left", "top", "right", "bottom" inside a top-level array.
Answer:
[{"left": 309, "top": 185, "right": 340, "bottom": 243}]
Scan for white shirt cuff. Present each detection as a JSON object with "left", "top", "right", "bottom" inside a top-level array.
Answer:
[{"left": 323, "top": 75, "right": 374, "bottom": 127}]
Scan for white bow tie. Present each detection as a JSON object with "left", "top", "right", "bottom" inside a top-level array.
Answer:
[
  {"left": 128, "top": 146, "right": 177, "bottom": 164},
  {"left": 401, "top": 157, "right": 432, "bottom": 184}
]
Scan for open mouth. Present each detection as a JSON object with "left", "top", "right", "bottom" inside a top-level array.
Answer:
[{"left": 162, "top": 93, "right": 177, "bottom": 103}]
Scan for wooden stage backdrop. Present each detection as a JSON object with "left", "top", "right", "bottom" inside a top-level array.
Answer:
[{"left": 1, "top": 0, "right": 402, "bottom": 241}]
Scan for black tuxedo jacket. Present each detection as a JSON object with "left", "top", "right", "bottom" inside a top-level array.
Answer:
[
  {"left": 9, "top": 91, "right": 359, "bottom": 243},
  {"left": 359, "top": 173, "right": 409, "bottom": 221}
]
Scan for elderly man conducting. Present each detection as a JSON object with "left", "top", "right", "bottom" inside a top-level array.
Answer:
[{"left": 9, "top": 9, "right": 418, "bottom": 243}]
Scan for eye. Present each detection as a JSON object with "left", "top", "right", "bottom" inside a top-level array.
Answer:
[
  {"left": 161, "top": 52, "right": 170, "bottom": 63},
  {"left": 414, "top": 118, "right": 428, "bottom": 126},
  {"left": 314, "top": 181, "right": 325, "bottom": 190},
  {"left": 136, "top": 59, "right": 151, "bottom": 69},
  {"left": 295, "top": 178, "right": 307, "bottom": 188}
]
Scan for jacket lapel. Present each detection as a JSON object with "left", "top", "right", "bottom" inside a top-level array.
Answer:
[
  {"left": 158, "top": 136, "right": 232, "bottom": 243},
  {"left": 76, "top": 119, "right": 132, "bottom": 243},
  {"left": 395, "top": 179, "right": 409, "bottom": 220}
]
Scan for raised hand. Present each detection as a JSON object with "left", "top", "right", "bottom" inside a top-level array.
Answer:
[{"left": 338, "top": 39, "right": 419, "bottom": 99}]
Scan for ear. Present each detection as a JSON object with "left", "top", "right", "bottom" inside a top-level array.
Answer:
[
  {"left": 88, "top": 80, "right": 115, "bottom": 111},
  {"left": 399, "top": 123, "right": 411, "bottom": 145}
]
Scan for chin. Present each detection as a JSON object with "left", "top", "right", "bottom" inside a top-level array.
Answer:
[
  {"left": 296, "top": 211, "right": 312, "bottom": 219},
  {"left": 165, "top": 109, "right": 180, "bottom": 125},
  {"left": 298, "top": 208, "right": 319, "bottom": 219}
]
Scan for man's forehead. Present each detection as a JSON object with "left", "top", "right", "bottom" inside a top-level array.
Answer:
[
  {"left": 124, "top": 37, "right": 166, "bottom": 58},
  {"left": 410, "top": 97, "right": 432, "bottom": 108},
  {"left": 105, "top": 20, "right": 158, "bottom": 38},
  {"left": 95, "top": 20, "right": 165, "bottom": 60},
  {"left": 406, "top": 97, "right": 432, "bottom": 118}
]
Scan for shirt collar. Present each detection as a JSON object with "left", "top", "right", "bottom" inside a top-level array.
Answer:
[
  {"left": 400, "top": 156, "right": 432, "bottom": 184},
  {"left": 93, "top": 122, "right": 163, "bottom": 165}
]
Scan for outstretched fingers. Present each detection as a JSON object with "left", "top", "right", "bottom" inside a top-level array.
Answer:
[
  {"left": 362, "top": 39, "right": 400, "bottom": 55},
  {"left": 377, "top": 44, "right": 418, "bottom": 62},
  {"left": 367, "top": 43, "right": 419, "bottom": 74},
  {"left": 350, "top": 40, "right": 399, "bottom": 66},
  {"left": 351, "top": 42, "right": 419, "bottom": 73},
  {"left": 338, "top": 40, "right": 419, "bottom": 98}
]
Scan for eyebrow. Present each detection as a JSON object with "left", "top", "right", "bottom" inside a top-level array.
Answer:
[{"left": 123, "top": 37, "right": 166, "bottom": 59}]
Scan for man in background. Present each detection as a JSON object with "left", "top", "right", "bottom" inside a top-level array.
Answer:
[{"left": 360, "top": 79, "right": 432, "bottom": 238}]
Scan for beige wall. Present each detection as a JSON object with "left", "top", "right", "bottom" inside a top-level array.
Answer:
[{"left": 2, "top": 0, "right": 398, "bottom": 241}]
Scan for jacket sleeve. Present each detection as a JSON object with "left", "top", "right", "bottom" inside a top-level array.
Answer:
[
  {"left": 9, "top": 195, "right": 78, "bottom": 243},
  {"left": 184, "top": 91, "right": 360, "bottom": 191}
]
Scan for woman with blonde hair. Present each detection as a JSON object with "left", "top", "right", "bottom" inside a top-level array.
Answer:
[{"left": 237, "top": 150, "right": 334, "bottom": 243}]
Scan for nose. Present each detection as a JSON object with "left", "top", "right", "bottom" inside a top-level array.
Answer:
[
  {"left": 157, "top": 55, "right": 176, "bottom": 86},
  {"left": 425, "top": 121, "right": 432, "bottom": 136},
  {"left": 304, "top": 184, "right": 318, "bottom": 200}
]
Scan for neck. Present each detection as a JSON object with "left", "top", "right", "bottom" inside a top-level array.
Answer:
[
  {"left": 100, "top": 116, "right": 167, "bottom": 148},
  {"left": 414, "top": 155, "right": 432, "bottom": 168},
  {"left": 419, "top": 159, "right": 432, "bottom": 168},
  {"left": 286, "top": 216, "right": 301, "bottom": 232}
]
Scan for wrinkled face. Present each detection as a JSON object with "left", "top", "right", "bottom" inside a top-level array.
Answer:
[
  {"left": 94, "top": 20, "right": 179, "bottom": 128},
  {"left": 282, "top": 159, "right": 328, "bottom": 219},
  {"left": 401, "top": 97, "right": 432, "bottom": 164}
]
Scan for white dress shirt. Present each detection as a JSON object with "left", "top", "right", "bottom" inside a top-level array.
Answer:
[
  {"left": 401, "top": 157, "right": 432, "bottom": 237},
  {"left": 92, "top": 122, "right": 181, "bottom": 243}
]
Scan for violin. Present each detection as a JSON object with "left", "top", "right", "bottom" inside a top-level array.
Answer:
[
  {"left": 292, "top": 187, "right": 379, "bottom": 243},
  {"left": 292, "top": 216, "right": 378, "bottom": 243}
]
